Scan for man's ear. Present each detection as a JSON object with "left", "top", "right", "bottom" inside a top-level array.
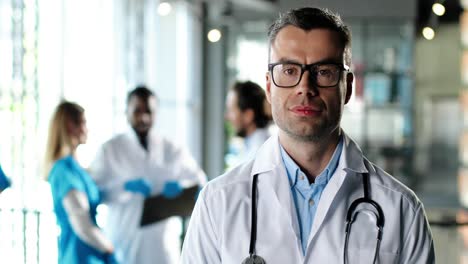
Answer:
[
  {"left": 265, "top": 71, "right": 272, "bottom": 104},
  {"left": 243, "top": 109, "right": 255, "bottom": 124},
  {"left": 344, "top": 72, "right": 353, "bottom": 104}
]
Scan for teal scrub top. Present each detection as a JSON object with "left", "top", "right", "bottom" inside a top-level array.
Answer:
[
  {"left": 0, "top": 164, "right": 11, "bottom": 191},
  {"left": 48, "top": 155, "right": 107, "bottom": 264}
]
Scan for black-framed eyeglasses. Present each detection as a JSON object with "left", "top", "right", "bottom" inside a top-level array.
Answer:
[{"left": 268, "top": 62, "right": 350, "bottom": 88}]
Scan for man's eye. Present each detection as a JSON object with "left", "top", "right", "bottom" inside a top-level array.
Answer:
[
  {"left": 283, "top": 67, "right": 299, "bottom": 75},
  {"left": 317, "top": 69, "right": 333, "bottom": 76}
]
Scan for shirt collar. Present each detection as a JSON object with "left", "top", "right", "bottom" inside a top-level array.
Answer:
[{"left": 280, "top": 136, "right": 344, "bottom": 186}]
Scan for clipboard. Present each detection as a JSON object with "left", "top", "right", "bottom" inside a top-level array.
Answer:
[{"left": 140, "top": 185, "right": 200, "bottom": 226}]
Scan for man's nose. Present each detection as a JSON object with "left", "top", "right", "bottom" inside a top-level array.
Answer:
[{"left": 296, "top": 70, "right": 318, "bottom": 96}]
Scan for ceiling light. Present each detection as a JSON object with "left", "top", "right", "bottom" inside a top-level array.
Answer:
[
  {"left": 422, "top": 27, "right": 435, "bottom": 40},
  {"left": 158, "top": 2, "right": 172, "bottom": 16},
  {"left": 207, "top": 29, "right": 222, "bottom": 43},
  {"left": 432, "top": 3, "right": 446, "bottom": 16}
]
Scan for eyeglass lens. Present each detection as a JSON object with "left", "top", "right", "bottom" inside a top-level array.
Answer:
[{"left": 271, "top": 63, "right": 342, "bottom": 88}]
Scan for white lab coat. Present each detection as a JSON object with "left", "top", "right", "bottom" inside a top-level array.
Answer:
[
  {"left": 181, "top": 133, "right": 434, "bottom": 264},
  {"left": 90, "top": 130, "right": 206, "bottom": 264}
]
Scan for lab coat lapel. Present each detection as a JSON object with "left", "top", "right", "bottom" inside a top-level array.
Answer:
[
  {"left": 125, "top": 131, "right": 166, "bottom": 183},
  {"left": 252, "top": 136, "right": 302, "bottom": 253},
  {"left": 126, "top": 130, "right": 150, "bottom": 159},
  {"left": 128, "top": 130, "right": 166, "bottom": 163},
  {"left": 306, "top": 134, "right": 368, "bottom": 249},
  {"left": 307, "top": 166, "right": 347, "bottom": 245},
  {"left": 147, "top": 133, "right": 164, "bottom": 164}
]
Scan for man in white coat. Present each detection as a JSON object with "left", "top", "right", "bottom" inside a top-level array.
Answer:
[
  {"left": 225, "top": 80, "right": 273, "bottom": 164},
  {"left": 181, "top": 7, "right": 434, "bottom": 264},
  {"left": 90, "top": 86, "right": 206, "bottom": 264}
]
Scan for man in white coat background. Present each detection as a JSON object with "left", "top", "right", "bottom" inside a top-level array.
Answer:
[
  {"left": 224, "top": 80, "right": 273, "bottom": 167},
  {"left": 90, "top": 86, "right": 207, "bottom": 264},
  {"left": 181, "top": 7, "right": 434, "bottom": 264}
]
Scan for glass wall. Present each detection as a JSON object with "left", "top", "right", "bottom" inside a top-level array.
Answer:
[{"left": 342, "top": 20, "right": 415, "bottom": 186}]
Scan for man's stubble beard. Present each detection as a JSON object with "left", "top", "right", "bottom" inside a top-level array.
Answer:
[{"left": 275, "top": 112, "right": 341, "bottom": 143}]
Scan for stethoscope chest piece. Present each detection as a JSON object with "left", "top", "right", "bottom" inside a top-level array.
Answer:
[{"left": 242, "top": 255, "right": 266, "bottom": 264}]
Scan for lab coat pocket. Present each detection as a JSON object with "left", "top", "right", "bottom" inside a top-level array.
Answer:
[{"left": 345, "top": 210, "right": 398, "bottom": 264}]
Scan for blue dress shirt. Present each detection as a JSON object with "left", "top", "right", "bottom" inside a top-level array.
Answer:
[{"left": 280, "top": 137, "right": 343, "bottom": 255}]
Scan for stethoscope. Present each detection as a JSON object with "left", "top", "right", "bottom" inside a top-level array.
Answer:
[{"left": 242, "top": 172, "right": 385, "bottom": 264}]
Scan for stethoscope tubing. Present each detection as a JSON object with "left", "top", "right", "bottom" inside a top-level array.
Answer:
[
  {"left": 343, "top": 172, "right": 384, "bottom": 264},
  {"left": 246, "top": 171, "right": 385, "bottom": 264},
  {"left": 249, "top": 173, "right": 259, "bottom": 256}
]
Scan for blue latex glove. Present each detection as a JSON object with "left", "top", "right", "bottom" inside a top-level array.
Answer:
[
  {"left": 0, "top": 165, "right": 11, "bottom": 191},
  {"left": 162, "top": 181, "right": 183, "bottom": 199},
  {"left": 124, "top": 178, "right": 152, "bottom": 197}
]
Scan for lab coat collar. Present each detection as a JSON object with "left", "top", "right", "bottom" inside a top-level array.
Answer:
[
  {"left": 250, "top": 130, "right": 369, "bottom": 258},
  {"left": 126, "top": 128, "right": 161, "bottom": 148},
  {"left": 250, "top": 131, "right": 367, "bottom": 178},
  {"left": 341, "top": 133, "right": 368, "bottom": 174},
  {"left": 251, "top": 135, "right": 281, "bottom": 176},
  {"left": 125, "top": 128, "right": 165, "bottom": 163}
]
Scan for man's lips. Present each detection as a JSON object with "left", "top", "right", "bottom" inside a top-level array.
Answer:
[{"left": 290, "top": 105, "right": 322, "bottom": 116}]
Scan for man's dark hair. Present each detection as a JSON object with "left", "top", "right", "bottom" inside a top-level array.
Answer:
[
  {"left": 232, "top": 81, "right": 271, "bottom": 129},
  {"left": 268, "top": 7, "right": 351, "bottom": 65},
  {"left": 126, "top": 85, "right": 158, "bottom": 105}
]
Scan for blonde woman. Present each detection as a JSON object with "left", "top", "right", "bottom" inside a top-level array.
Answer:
[{"left": 45, "top": 101, "right": 117, "bottom": 264}]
